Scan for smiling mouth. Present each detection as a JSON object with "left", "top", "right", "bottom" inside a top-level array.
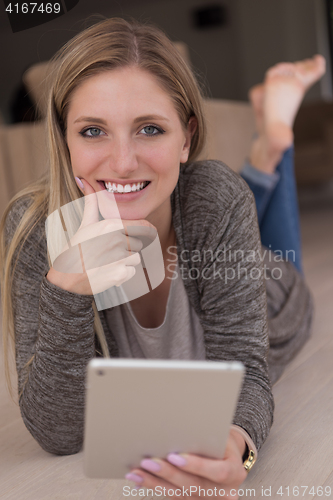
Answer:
[{"left": 100, "top": 180, "right": 151, "bottom": 194}]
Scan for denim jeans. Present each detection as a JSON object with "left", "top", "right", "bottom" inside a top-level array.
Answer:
[{"left": 240, "top": 147, "right": 303, "bottom": 273}]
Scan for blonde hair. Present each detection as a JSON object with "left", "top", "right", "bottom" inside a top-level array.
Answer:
[{"left": 0, "top": 17, "right": 207, "bottom": 398}]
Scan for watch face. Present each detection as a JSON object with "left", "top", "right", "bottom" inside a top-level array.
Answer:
[{"left": 244, "top": 450, "right": 256, "bottom": 472}]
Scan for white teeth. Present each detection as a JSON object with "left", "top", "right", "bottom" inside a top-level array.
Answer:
[{"left": 104, "top": 181, "right": 149, "bottom": 193}]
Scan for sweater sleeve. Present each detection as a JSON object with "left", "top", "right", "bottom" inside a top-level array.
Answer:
[
  {"left": 199, "top": 189, "right": 274, "bottom": 451},
  {"left": 173, "top": 161, "right": 274, "bottom": 451},
  {"left": 4, "top": 198, "right": 96, "bottom": 455}
]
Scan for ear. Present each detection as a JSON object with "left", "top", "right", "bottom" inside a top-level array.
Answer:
[{"left": 180, "top": 116, "right": 198, "bottom": 164}]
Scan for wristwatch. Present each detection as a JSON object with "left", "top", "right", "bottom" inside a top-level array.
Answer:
[
  {"left": 243, "top": 448, "right": 256, "bottom": 472},
  {"left": 230, "top": 425, "right": 258, "bottom": 473}
]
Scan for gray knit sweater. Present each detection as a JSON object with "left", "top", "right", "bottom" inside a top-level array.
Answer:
[{"left": 4, "top": 160, "right": 313, "bottom": 456}]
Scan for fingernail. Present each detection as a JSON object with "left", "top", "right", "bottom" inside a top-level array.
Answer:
[
  {"left": 140, "top": 458, "right": 162, "bottom": 473},
  {"left": 167, "top": 453, "right": 187, "bottom": 467},
  {"left": 75, "top": 176, "right": 85, "bottom": 190},
  {"left": 125, "top": 472, "right": 144, "bottom": 484}
]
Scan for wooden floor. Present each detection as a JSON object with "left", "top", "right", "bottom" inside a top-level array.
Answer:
[{"left": 1, "top": 201, "right": 332, "bottom": 499}]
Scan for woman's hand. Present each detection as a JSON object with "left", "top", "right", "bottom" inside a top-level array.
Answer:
[
  {"left": 126, "top": 429, "right": 247, "bottom": 499},
  {"left": 46, "top": 178, "right": 155, "bottom": 295}
]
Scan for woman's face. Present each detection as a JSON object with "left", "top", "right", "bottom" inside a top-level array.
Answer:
[{"left": 66, "top": 66, "right": 194, "bottom": 221}]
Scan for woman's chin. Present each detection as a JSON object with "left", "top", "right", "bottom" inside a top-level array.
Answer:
[{"left": 98, "top": 198, "right": 148, "bottom": 222}]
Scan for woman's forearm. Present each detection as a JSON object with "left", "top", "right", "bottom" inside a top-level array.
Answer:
[{"left": 16, "top": 274, "right": 96, "bottom": 455}]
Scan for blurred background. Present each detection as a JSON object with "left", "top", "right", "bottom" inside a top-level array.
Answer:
[
  {"left": 1, "top": 0, "right": 332, "bottom": 116},
  {"left": 1, "top": 0, "right": 333, "bottom": 215}
]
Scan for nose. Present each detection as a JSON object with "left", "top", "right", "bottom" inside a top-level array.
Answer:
[{"left": 107, "top": 136, "right": 139, "bottom": 177}]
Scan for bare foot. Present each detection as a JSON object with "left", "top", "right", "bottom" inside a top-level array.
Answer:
[
  {"left": 249, "top": 55, "right": 326, "bottom": 173},
  {"left": 264, "top": 55, "right": 326, "bottom": 149}
]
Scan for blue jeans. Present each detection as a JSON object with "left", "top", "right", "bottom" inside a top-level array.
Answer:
[{"left": 240, "top": 147, "right": 303, "bottom": 273}]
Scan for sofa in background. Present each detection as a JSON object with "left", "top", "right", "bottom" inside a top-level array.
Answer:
[
  {"left": 0, "top": 49, "right": 256, "bottom": 219},
  {"left": 0, "top": 121, "right": 48, "bottom": 218},
  {"left": 1, "top": 43, "right": 333, "bottom": 219}
]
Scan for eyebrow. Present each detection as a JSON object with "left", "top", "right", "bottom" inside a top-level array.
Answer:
[
  {"left": 74, "top": 116, "right": 107, "bottom": 125},
  {"left": 134, "top": 115, "right": 170, "bottom": 124},
  {"left": 73, "top": 115, "right": 170, "bottom": 125}
]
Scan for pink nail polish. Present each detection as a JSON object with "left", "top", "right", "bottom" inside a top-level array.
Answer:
[
  {"left": 167, "top": 453, "right": 187, "bottom": 467},
  {"left": 75, "top": 176, "right": 85, "bottom": 190},
  {"left": 125, "top": 472, "right": 144, "bottom": 484},
  {"left": 140, "top": 458, "right": 161, "bottom": 473}
]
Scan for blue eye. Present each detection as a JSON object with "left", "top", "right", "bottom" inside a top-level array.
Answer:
[
  {"left": 140, "top": 125, "right": 164, "bottom": 136},
  {"left": 80, "top": 127, "right": 105, "bottom": 138}
]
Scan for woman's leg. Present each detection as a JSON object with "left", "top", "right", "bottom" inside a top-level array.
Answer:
[
  {"left": 241, "top": 55, "right": 326, "bottom": 273},
  {"left": 241, "top": 147, "right": 302, "bottom": 272},
  {"left": 259, "top": 147, "right": 302, "bottom": 272}
]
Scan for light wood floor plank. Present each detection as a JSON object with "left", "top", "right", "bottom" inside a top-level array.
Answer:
[{"left": 243, "top": 340, "right": 333, "bottom": 494}]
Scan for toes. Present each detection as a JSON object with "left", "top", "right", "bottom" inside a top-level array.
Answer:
[
  {"left": 312, "top": 54, "right": 326, "bottom": 75},
  {"left": 294, "top": 54, "right": 326, "bottom": 82},
  {"left": 265, "top": 63, "right": 295, "bottom": 80}
]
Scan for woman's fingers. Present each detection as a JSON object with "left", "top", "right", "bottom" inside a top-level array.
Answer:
[
  {"left": 118, "top": 251, "right": 142, "bottom": 267},
  {"left": 128, "top": 460, "right": 218, "bottom": 499},
  {"left": 126, "top": 470, "right": 180, "bottom": 496},
  {"left": 123, "top": 220, "right": 157, "bottom": 241},
  {"left": 128, "top": 463, "right": 201, "bottom": 499},
  {"left": 166, "top": 432, "right": 246, "bottom": 485},
  {"left": 166, "top": 453, "right": 246, "bottom": 485},
  {"left": 75, "top": 177, "right": 156, "bottom": 240},
  {"left": 87, "top": 254, "right": 141, "bottom": 292},
  {"left": 139, "top": 459, "right": 205, "bottom": 488},
  {"left": 75, "top": 177, "right": 100, "bottom": 227},
  {"left": 51, "top": 177, "right": 150, "bottom": 294},
  {"left": 114, "top": 265, "right": 136, "bottom": 287},
  {"left": 165, "top": 431, "right": 246, "bottom": 485},
  {"left": 122, "top": 235, "right": 144, "bottom": 253},
  {"left": 75, "top": 232, "right": 143, "bottom": 270},
  {"left": 125, "top": 433, "right": 247, "bottom": 496},
  {"left": 126, "top": 454, "right": 246, "bottom": 500}
]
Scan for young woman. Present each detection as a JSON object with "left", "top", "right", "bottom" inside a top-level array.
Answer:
[{"left": 0, "top": 18, "right": 322, "bottom": 496}]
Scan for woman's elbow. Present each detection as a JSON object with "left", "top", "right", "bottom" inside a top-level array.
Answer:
[{"left": 20, "top": 406, "right": 84, "bottom": 455}]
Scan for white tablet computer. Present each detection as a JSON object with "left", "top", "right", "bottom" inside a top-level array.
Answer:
[{"left": 83, "top": 358, "right": 244, "bottom": 478}]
